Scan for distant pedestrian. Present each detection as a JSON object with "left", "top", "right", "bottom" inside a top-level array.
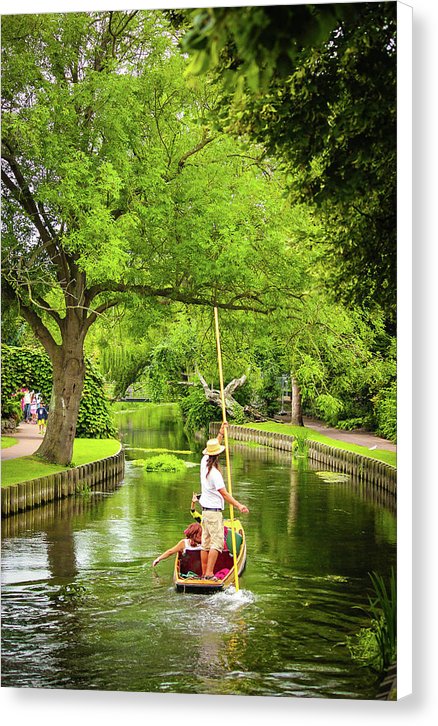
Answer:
[
  {"left": 22, "top": 388, "right": 31, "bottom": 422},
  {"left": 36, "top": 401, "right": 48, "bottom": 434},
  {"left": 30, "top": 392, "right": 37, "bottom": 424}
]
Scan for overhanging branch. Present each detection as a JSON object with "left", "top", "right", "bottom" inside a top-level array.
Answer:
[{"left": 86, "top": 281, "right": 274, "bottom": 314}]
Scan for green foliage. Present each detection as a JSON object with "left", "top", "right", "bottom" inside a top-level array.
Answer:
[
  {"left": 230, "top": 405, "right": 246, "bottom": 425},
  {"left": 367, "top": 569, "right": 397, "bottom": 671},
  {"left": 314, "top": 393, "right": 343, "bottom": 424},
  {"left": 131, "top": 454, "right": 186, "bottom": 473},
  {"left": 76, "top": 364, "right": 117, "bottom": 439},
  {"left": 1, "top": 345, "right": 116, "bottom": 438},
  {"left": 347, "top": 568, "right": 396, "bottom": 673},
  {"left": 98, "top": 340, "right": 149, "bottom": 399},
  {"left": 1, "top": 396, "right": 22, "bottom": 422},
  {"left": 2, "top": 10, "right": 302, "bottom": 462},
  {"left": 292, "top": 431, "right": 308, "bottom": 458},
  {"left": 1, "top": 8, "right": 397, "bottom": 453},
  {"left": 181, "top": 5, "right": 359, "bottom": 91},
  {"left": 346, "top": 621, "right": 384, "bottom": 672},
  {"left": 179, "top": 387, "right": 218, "bottom": 435},
  {"left": 336, "top": 418, "right": 370, "bottom": 432},
  {"left": 180, "top": 3, "right": 397, "bottom": 323},
  {"left": 1, "top": 344, "right": 53, "bottom": 412},
  {"left": 373, "top": 382, "right": 397, "bottom": 443},
  {"left": 257, "top": 371, "right": 281, "bottom": 417}
]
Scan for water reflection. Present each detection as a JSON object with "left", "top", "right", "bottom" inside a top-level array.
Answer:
[{"left": 1, "top": 404, "right": 396, "bottom": 698}]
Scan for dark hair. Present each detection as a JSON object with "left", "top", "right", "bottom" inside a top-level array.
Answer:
[
  {"left": 184, "top": 523, "right": 202, "bottom": 546},
  {"left": 206, "top": 454, "right": 221, "bottom": 477}
]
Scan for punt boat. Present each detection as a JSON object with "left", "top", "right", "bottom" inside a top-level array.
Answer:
[{"left": 174, "top": 518, "right": 246, "bottom": 593}]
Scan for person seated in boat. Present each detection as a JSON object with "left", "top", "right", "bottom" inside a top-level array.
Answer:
[
  {"left": 152, "top": 523, "right": 202, "bottom": 568},
  {"left": 200, "top": 423, "right": 249, "bottom": 581}
]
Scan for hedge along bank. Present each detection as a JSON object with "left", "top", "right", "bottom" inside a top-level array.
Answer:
[{"left": 1, "top": 344, "right": 116, "bottom": 438}]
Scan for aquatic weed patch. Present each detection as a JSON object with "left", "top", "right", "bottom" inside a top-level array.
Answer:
[
  {"left": 131, "top": 453, "right": 186, "bottom": 472},
  {"left": 49, "top": 582, "right": 89, "bottom": 607},
  {"left": 314, "top": 471, "right": 351, "bottom": 483},
  {"left": 126, "top": 446, "right": 192, "bottom": 455}
]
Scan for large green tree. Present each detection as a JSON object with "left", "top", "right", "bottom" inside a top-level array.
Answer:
[
  {"left": 1, "top": 10, "right": 299, "bottom": 464},
  {"left": 180, "top": 2, "right": 397, "bottom": 326}
]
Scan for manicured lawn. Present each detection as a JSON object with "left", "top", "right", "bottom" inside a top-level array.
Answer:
[
  {"left": 239, "top": 422, "right": 397, "bottom": 467},
  {"left": 1, "top": 436, "right": 19, "bottom": 450},
  {"left": 1, "top": 438, "right": 121, "bottom": 486}
]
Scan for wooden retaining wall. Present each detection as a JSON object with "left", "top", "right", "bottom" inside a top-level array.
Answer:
[
  {"left": 209, "top": 423, "right": 396, "bottom": 496},
  {"left": 1, "top": 446, "right": 125, "bottom": 518}
]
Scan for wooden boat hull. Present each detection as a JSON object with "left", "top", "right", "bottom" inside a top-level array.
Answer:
[{"left": 174, "top": 518, "right": 246, "bottom": 593}]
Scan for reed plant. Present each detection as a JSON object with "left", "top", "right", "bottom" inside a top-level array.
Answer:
[
  {"left": 292, "top": 431, "right": 308, "bottom": 458},
  {"left": 367, "top": 568, "right": 397, "bottom": 670},
  {"left": 347, "top": 567, "right": 396, "bottom": 673}
]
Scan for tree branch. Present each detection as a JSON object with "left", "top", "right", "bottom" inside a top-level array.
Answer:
[
  {"left": 83, "top": 299, "right": 120, "bottom": 333},
  {"left": 1, "top": 280, "right": 60, "bottom": 358},
  {"left": 1, "top": 157, "right": 50, "bottom": 242},
  {"left": 177, "top": 135, "right": 217, "bottom": 170},
  {"left": 86, "top": 281, "right": 274, "bottom": 314}
]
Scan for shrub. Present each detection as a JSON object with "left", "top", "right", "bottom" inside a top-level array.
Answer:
[
  {"left": 337, "top": 417, "right": 371, "bottom": 431},
  {"left": 257, "top": 372, "right": 281, "bottom": 417},
  {"left": 314, "top": 393, "right": 343, "bottom": 425},
  {"left": 373, "top": 381, "right": 397, "bottom": 443},
  {"left": 75, "top": 364, "right": 117, "bottom": 439},
  {"left": 1, "top": 395, "right": 22, "bottom": 422},
  {"left": 179, "top": 387, "right": 219, "bottom": 434}
]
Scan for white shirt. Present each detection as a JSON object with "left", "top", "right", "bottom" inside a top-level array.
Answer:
[
  {"left": 199, "top": 455, "right": 225, "bottom": 510},
  {"left": 183, "top": 538, "right": 202, "bottom": 552}
]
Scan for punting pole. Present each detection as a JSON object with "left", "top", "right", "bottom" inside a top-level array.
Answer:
[{"left": 213, "top": 306, "right": 239, "bottom": 592}]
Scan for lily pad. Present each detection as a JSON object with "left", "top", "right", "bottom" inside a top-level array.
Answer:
[{"left": 315, "top": 471, "right": 350, "bottom": 483}]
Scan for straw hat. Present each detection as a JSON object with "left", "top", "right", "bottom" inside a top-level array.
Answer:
[{"left": 203, "top": 438, "right": 225, "bottom": 456}]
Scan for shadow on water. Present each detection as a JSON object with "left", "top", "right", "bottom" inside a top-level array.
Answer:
[{"left": 1, "top": 403, "right": 396, "bottom": 698}]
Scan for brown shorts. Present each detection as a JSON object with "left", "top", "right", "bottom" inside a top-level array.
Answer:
[{"left": 201, "top": 510, "right": 223, "bottom": 552}]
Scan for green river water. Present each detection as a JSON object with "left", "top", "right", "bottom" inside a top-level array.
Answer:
[{"left": 1, "top": 403, "right": 396, "bottom": 698}]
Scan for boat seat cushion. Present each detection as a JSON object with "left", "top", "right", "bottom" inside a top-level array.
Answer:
[{"left": 225, "top": 529, "right": 243, "bottom": 557}]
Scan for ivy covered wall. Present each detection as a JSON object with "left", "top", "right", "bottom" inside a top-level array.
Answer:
[{"left": 1, "top": 345, "right": 117, "bottom": 438}]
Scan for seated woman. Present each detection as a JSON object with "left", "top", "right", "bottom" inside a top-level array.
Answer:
[{"left": 152, "top": 523, "right": 202, "bottom": 568}]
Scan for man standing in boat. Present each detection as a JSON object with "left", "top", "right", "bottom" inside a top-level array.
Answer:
[{"left": 200, "top": 423, "right": 249, "bottom": 580}]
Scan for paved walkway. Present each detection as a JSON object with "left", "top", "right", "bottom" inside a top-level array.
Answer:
[
  {"left": 1, "top": 422, "right": 45, "bottom": 461},
  {"left": 279, "top": 415, "right": 397, "bottom": 453}
]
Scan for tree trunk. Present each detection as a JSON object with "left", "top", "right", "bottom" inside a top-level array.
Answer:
[
  {"left": 290, "top": 376, "right": 304, "bottom": 426},
  {"left": 36, "top": 340, "right": 86, "bottom": 465},
  {"left": 197, "top": 370, "right": 246, "bottom": 419}
]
